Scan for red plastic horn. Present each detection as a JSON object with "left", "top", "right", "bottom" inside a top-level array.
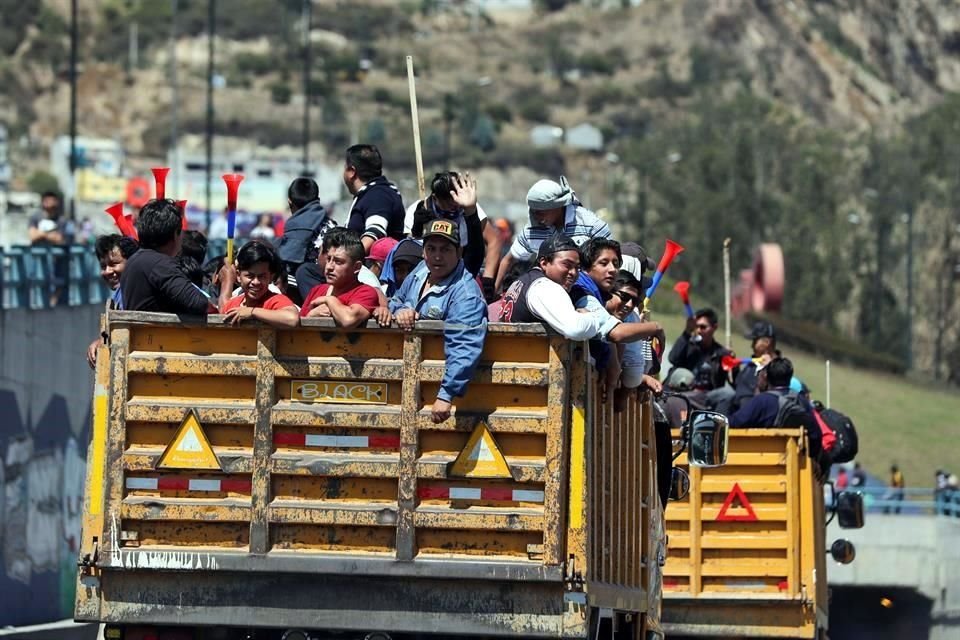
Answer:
[
  {"left": 105, "top": 202, "right": 138, "bottom": 239},
  {"left": 674, "top": 281, "right": 693, "bottom": 317},
  {"left": 177, "top": 200, "right": 188, "bottom": 230},
  {"left": 721, "top": 354, "right": 741, "bottom": 372},
  {"left": 151, "top": 167, "right": 170, "bottom": 200},
  {"left": 222, "top": 174, "right": 245, "bottom": 264},
  {"left": 644, "top": 239, "right": 685, "bottom": 302}
]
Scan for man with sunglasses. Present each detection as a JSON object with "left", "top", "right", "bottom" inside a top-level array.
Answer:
[
  {"left": 605, "top": 271, "right": 660, "bottom": 392},
  {"left": 405, "top": 171, "right": 502, "bottom": 300},
  {"left": 572, "top": 238, "right": 666, "bottom": 395}
]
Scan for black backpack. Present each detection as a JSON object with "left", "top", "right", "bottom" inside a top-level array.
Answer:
[
  {"left": 819, "top": 407, "right": 858, "bottom": 464},
  {"left": 771, "top": 391, "right": 808, "bottom": 427}
]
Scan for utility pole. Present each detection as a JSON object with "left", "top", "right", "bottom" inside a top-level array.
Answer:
[
  {"left": 69, "top": 0, "right": 78, "bottom": 219},
  {"left": 301, "top": 0, "right": 311, "bottom": 176},
  {"left": 442, "top": 93, "right": 455, "bottom": 167},
  {"left": 205, "top": 0, "right": 215, "bottom": 231},
  {"left": 906, "top": 205, "right": 914, "bottom": 369},
  {"left": 170, "top": 0, "right": 179, "bottom": 195}
]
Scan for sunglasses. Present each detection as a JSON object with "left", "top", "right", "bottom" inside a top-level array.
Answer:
[{"left": 613, "top": 290, "right": 640, "bottom": 306}]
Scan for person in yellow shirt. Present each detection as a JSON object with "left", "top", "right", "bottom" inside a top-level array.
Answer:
[{"left": 886, "top": 464, "right": 905, "bottom": 514}]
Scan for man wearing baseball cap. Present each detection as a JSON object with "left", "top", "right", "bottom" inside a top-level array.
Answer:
[
  {"left": 730, "top": 320, "right": 780, "bottom": 413},
  {"left": 386, "top": 218, "right": 487, "bottom": 423}
]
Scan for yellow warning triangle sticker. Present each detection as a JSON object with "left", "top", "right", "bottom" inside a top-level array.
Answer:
[
  {"left": 447, "top": 421, "right": 512, "bottom": 479},
  {"left": 156, "top": 409, "right": 221, "bottom": 470}
]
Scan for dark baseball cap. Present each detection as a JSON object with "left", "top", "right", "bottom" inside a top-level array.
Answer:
[
  {"left": 620, "top": 242, "right": 657, "bottom": 273},
  {"left": 392, "top": 239, "right": 424, "bottom": 266},
  {"left": 536, "top": 232, "right": 580, "bottom": 261},
  {"left": 422, "top": 218, "right": 460, "bottom": 245},
  {"left": 749, "top": 320, "right": 776, "bottom": 340}
]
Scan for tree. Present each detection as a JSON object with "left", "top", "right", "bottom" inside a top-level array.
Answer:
[{"left": 469, "top": 114, "right": 497, "bottom": 152}]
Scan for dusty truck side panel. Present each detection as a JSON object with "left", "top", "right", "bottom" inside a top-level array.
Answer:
[
  {"left": 662, "top": 428, "right": 826, "bottom": 639},
  {"left": 76, "top": 312, "right": 663, "bottom": 638}
]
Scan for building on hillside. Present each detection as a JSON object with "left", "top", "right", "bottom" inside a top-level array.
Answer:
[
  {"left": 166, "top": 150, "right": 344, "bottom": 227},
  {"left": 566, "top": 123, "right": 604, "bottom": 151},
  {"left": 50, "top": 136, "right": 124, "bottom": 204},
  {"left": 530, "top": 125, "right": 564, "bottom": 148}
]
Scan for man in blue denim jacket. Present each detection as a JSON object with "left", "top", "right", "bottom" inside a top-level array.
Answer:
[{"left": 387, "top": 218, "right": 488, "bottom": 423}]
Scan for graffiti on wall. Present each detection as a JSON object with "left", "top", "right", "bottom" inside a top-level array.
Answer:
[{"left": 0, "top": 390, "right": 88, "bottom": 626}]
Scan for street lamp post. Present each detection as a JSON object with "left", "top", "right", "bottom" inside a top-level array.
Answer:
[
  {"left": 205, "top": 0, "right": 215, "bottom": 231},
  {"left": 69, "top": 0, "right": 78, "bottom": 219},
  {"left": 301, "top": 0, "right": 311, "bottom": 176}
]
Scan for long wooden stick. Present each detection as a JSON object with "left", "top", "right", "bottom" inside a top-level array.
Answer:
[
  {"left": 723, "top": 237, "right": 732, "bottom": 347},
  {"left": 406, "top": 55, "right": 425, "bottom": 201}
]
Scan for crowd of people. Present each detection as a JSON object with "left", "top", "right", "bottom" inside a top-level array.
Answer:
[{"left": 84, "top": 142, "right": 861, "bottom": 503}]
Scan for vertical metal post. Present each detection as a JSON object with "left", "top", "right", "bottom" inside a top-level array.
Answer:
[
  {"left": 905, "top": 206, "right": 914, "bottom": 369},
  {"left": 301, "top": 0, "right": 311, "bottom": 176},
  {"left": 170, "top": 0, "right": 180, "bottom": 195},
  {"left": 825, "top": 360, "right": 831, "bottom": 409},
  {"left": 205, "top": 0, "right": 216, "bottom": 231},
  {"left": 69, "top": 0, "right": 78, "bottom": 219}
]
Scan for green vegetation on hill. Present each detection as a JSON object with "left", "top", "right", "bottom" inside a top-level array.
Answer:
[{"left": 656, "top": 312, "right": 960, "bottom": 488}]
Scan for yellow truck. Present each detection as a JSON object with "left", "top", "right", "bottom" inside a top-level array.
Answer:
[
  {"left": 75, "top": 311, "right": 727, "bottom": 640},
  {"left": 662, "top": 428, "right": 863, "bottom": 639}
]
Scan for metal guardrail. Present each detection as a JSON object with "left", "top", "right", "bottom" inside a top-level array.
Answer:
[
  {"left": 851, "top": 486, "right": 960, "bottom": 517},
  {"left": 1, "top": 245, "right": 110, "bottom": 310}
]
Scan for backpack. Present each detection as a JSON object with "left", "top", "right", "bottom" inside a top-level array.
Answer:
[
  {"left": 771, "top": 391, "right": 808, "bottom": 427},
  {"left": 819, "top": 407, "right": 858, "bottom": 464}
]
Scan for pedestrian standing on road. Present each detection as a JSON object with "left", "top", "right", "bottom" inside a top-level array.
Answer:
[
  {"left": 835, "top": 467, "right": 849, "bottom": 491},
  {"left": 850, "top": 462, "right": 866, "bottom": 489},
  {"left": 884, "top": 464, "right": 905, "bottom": 514}
]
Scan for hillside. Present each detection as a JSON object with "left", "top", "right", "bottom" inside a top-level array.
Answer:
[{"left": 1, "top": 0, "right": 958, "bottom": 384}]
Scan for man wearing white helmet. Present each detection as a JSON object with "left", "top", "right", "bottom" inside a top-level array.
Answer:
[{"left": 495, "top": 176, "right": 647, "bottom": 291}]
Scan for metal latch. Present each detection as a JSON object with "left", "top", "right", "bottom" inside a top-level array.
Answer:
[
  {"left": 120, "top": 530, "right": 140, "bottom": 547},
  {"left": 526, "top": 544, "right": 544, "bottom": 561},
  {"left": 78, "top": 538, "right": 100, "bottom": 572}
]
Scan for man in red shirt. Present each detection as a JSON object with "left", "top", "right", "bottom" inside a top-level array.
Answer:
[
  {"left": 301, "top": 229, "right": 379, "bottom": 328},
  {"left": 222, "top": 241, "right": 299, "bottom": 328}
]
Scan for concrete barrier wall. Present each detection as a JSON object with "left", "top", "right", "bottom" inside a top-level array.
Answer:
[{"left": 0, "top": 304, "right": 102, "bottom": 627}]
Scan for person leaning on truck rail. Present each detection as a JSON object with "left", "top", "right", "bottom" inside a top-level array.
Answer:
[
  {"left": 85, "top": 234, "right": 140, "bottom": 369},
  {"left": 300, "top": 229, "right": 381, "bottom": 329},
  {"left": 221, "top": 241, "right": 299, "bottom": 329},
  {"left": 386, "top": 218, "right": 488, "bottom": 423},
  {"left": 120, "top": 198, "right": 234, "bottom": 314}
]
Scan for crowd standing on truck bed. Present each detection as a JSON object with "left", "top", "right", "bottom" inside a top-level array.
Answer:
[{"left": 88, "top": 143, "right": 856, "bottom": 484}]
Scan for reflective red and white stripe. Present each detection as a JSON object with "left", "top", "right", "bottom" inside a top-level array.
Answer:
[
  {"left": 125, "top": 477, "right": 251, "bottom": 493},
  {"left": 273, "top": 433, "right": 401, "bottom": 449},
  {"left": 418, "top": 485, "right": 544, "bottom": 503}
]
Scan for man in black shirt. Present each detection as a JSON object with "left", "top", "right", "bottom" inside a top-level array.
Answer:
[
  {"left": 342, "top": 144, "right": 405, "bottom": 252},
  {"left": 120, "top": 199, "right": 233, "bottom": 314},
  {"left": 668, "top": 307, "right": 734, "bottom": 412}
]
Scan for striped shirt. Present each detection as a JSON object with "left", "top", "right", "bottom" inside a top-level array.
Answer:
[{"left": 509, "top": 205, "right": 611, "bottom": 261}]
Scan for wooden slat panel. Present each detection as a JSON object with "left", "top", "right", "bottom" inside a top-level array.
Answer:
[
  {"left": 415, "top": 456, "right": 545, "bottom": 483},
  {"left": 270, "top": 502, "right": 397, "bottom": 527},
  {"left": 271, "top": 453, "right": 399, "bottom": 477},
  {"left": 413, "top": 507, "right": 544, "bottom": 532},
  {"left": 273, "top": 357, "right": 403, "bottom": 380},
  {"left": 542, "top": 337, "right": 569, "bottom": 565},
  {"left": 123, "top": 448, "right": 253, "bottom": 474},
  {"left": 415, "top": 411, "right": 548, "bottom": 433},
  {"left": 419, "top": 362, "right": 550, "bottom": 386},
  {"left": 271, "top": 404, "right": 401, "bottom": 427},
  {"left": 126, "top": 353, "right": 257, "bottom": 376},
  {"left": 126, "top": 402, "right": 255, "bottom": 424},
  {"left": 700, "top": 560, "right": 790, "bottom": 577},
  {"left": 121, "top": 498, "right": 251, "bottom": 522}
]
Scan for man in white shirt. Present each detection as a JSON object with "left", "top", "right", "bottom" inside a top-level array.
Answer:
[{"left": 497, "top": 234, "right": 665, "bottom": 349}]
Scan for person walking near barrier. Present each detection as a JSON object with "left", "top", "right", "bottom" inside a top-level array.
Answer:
[{"left": 884, "top": 464, "right": 905, "bottom": 514}]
